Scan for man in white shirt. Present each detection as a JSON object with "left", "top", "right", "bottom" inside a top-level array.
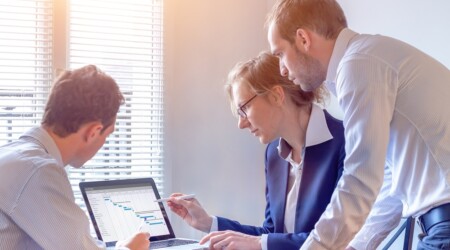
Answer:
[
  {"left": 266, "top": 0, "right": 450, "bottom": 249},
  {"left": 0, "top": 65, "right": 150, "bottom": 249}
]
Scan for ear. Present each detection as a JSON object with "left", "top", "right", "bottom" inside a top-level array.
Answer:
[
  {"left": 83, "top": 122, "right": 104, "bottom": 142},
  {"left": 269, "top": 85, "right": 285, "bottom": 106},
  {"left": 295, "top": 28, "right": 311, "bottom": 52}
]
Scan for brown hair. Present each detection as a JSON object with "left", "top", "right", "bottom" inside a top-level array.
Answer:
[
  {"left": 42, "top": 65, "right": 124, "bottom": 137},
  {"left": 266, "top": 0, "right": 347, "bottom": 43},
  {"left": 225, "top": 51, "right": 327, "bottom": 116}
]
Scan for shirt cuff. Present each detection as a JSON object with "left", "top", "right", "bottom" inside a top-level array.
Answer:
[
  {"left": 260, "top": 234, "right": 268, "bottom": 250},
  {"left": 210, "top": 216, "right": 218, "bottom": 232}
]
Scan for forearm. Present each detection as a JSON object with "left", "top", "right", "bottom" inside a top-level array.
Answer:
[{"left": 349, "top": 166, "right": 403, "bottom": 249}]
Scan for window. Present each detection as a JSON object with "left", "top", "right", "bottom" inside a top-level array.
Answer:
[
  {"left": 0, "top": 0, "right": 164, "bottom": 209},
  {"left": 0, "top": 0, "right": 52, "bottom": 143}
]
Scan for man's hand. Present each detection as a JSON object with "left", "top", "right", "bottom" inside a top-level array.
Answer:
[
  {"left": 200, "top": 230, "right": 261, "bottom": 250},
  {"left": 117, "top": 232, "right": 150, "bottom": 250},
  {"left": 167, "top": 193, "right": 213, "bottom": 232}
]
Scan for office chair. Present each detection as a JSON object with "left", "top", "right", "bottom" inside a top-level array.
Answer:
[{"left": 382, "top": 217, "right": 414, "bottom": 250}]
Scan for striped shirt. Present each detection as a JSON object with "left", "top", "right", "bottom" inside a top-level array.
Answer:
[
  {"left": 302, "top": 28, "right": 450, "bottom": 250},
  {"left": 0, "top": 127, "right": 103, "bottom": 249}
]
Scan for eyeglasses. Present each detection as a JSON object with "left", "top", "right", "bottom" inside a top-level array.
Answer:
[{"left": 237, "top": 94, "right": 258, "bottom": 119}]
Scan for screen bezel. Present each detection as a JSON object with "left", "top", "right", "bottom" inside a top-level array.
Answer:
[{"left": 79, "top": 177, "right": 176, "bottom": 244}]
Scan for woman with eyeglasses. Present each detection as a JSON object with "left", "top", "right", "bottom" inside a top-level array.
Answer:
[{"left": 167, "top": 51, "right": 345, "bottom": 250}]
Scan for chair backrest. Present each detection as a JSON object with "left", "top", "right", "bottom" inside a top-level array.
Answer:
[{"left": 381, "top": 217, "right": 414, "bottom": 250}]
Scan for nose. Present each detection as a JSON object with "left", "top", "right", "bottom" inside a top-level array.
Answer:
[
  {"left": 238, "top": 116, "right": 249, "bottom": 129},
  {"left": 279, "top": 62, "right": 288, "bottom": 77}
]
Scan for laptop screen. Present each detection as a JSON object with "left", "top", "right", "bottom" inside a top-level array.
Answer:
[{"left": 80, "top": 178, "right": 176, "bottom": 246}]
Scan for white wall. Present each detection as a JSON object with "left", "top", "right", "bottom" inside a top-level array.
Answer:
[
  {"left": 164, "top": 0, "right": 450, "bottom": 248},
  {"left": 164, "top": 0, "right": 273, "bottom": 240},
  {"left": 339, "top": 0, "right": 450, "bottom": 68}
]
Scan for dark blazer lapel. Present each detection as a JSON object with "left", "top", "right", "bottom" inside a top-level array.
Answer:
[
  {"left": 294, "top": 127, "right": 340, "bottom": 231},
  {"left": 267, "top": 153, "right": 290, "bottom": 231},
  {"left": 295, "top": 147, "right": 312, "bottom": 231}
]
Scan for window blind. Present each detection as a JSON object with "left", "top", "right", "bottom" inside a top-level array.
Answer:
[
  {"left": 0, "top": 0, "right": 53, "bottom": 144},
  {"left": 67, "top": 0, "right": 165, "bottom": 207}
]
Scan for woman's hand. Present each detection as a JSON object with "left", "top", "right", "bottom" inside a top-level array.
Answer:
[
  {"left": 166, "top": 193, "right": 213, "bottom": 232},
  {"left": 200, "top": 230, "right": 261, "bottom": 250}
]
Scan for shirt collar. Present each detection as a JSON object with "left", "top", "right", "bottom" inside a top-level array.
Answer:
[
  {"left": 325, "top": 28, "right": 359, "bottom": 96},
  {"left": 277, "top": 104, "right": 333, "bottom": 159},
  {"left": 20, "top": 126, "right": 64, "bottom": 167}
]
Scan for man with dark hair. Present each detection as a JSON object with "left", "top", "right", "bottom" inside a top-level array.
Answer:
[
  {"left": 267, "top": 0, "right": 450, "bottom": 249},
  {"left": 0, "top": 65, "right": 150, "bottom": 249}
]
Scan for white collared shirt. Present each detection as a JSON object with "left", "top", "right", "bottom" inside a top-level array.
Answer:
[
  {"left": 302, "top": 28, "right": 450, "bottom": 250},
  {"left": 282, "top": 149, "right": 304, "bottom": 234},
  {"left": 277, "top": 104, "right": 333, "bottom": 235}
]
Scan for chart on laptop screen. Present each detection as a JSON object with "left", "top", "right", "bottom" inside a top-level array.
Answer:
[{"left": 85, "top": 185, "right": 169, "bottom": 242}]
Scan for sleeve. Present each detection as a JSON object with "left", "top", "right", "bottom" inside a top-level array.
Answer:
[
  {"left": 301, "top": 55, "right": 399, "bottom": 250},
  {"left": 348, "top": 165, "right": 403, "bottom": 249},
  {"left": 217, "top": 217, "right": 309, "bottom": 250},
  {"left": 216, "top": 211, "right": 272, "bottom": 236},
  {"left": 267, "top": 232, "right": 310, "bottom": 250},
  {"left": 10, "top": 164, "right": 104, "bottom": 250}
]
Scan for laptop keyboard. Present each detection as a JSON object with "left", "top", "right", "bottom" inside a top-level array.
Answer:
[{"left": 150, "top": 239, "right": 199, "bottom": 249}]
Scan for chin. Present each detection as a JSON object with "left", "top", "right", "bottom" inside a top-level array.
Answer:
[
  {"left": 259, "top": 137, "right": 272, "bottom": 145},
  {"left": 299, "top": 83, "right": 315, "bottom": 92},
  {"left": 70, "top": 161, "right": 86, "bottom": 168}
]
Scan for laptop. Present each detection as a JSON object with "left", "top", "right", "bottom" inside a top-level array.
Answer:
[{"left": 79, "top": 178, "right": 207, "bottom": 250}]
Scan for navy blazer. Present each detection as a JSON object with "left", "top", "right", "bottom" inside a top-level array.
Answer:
[{"left": 217, "top": 110, "right": 345, "bottom": 250}]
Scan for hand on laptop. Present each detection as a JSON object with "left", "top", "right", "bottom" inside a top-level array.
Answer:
[
  {"left": 167, "top": 193, "right": 213, "bottom": 233},
  {"left": 199, "top": 230, "right": 262, "bottom": 250},
  {"left": 115, "top": 232, "right": 150, "bottom": 250}
]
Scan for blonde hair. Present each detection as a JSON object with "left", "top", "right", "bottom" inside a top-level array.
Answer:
[{"left": 225, "top": 51, "right": 327, "bottom": 116}]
